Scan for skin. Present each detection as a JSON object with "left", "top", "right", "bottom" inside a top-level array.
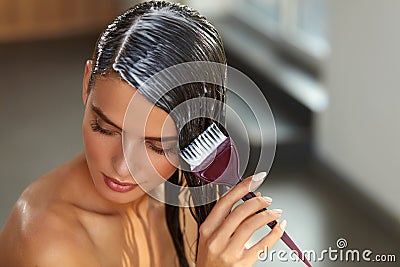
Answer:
[{"left": 0, "top": 61, "right": 284, "bottom": 267}]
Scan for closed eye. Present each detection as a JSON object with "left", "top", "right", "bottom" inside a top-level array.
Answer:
[
  {"left": 146, "top": 142, "right": 176, "bottom": 156},
  {"left": 90, "top": 118, "right": 119, "bottom": 136}
]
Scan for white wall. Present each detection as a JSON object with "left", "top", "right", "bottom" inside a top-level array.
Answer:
[{"left": 316, "top": 0, "right": 400, "bottom": 221}]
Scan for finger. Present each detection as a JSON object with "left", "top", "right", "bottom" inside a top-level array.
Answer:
[
  {"left": 226, "top": 209, "right": 282, "bottom": 253},
  {"left": 213, "top": 196, "right": 272, "bottom": 247},
  {"left": 243, "top": 219, "right": 287, "bottom": 262},
  {"left": 199, "top": 172, "right": 267, "bottom": 237}
]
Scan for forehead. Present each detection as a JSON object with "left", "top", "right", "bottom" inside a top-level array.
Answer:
[{"left": 90, "top": 77, "right": 177, "bottom": 137}]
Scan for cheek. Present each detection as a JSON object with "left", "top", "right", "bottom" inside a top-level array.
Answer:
[
  {"left": 82, "top": 120, "right": 110, "bottom": 171},
  {"left": 83, "top": 124, "right": 99, "bottom": 166},
  {"left": 149, "top": 154, "right": 178, "bottom": 180}
]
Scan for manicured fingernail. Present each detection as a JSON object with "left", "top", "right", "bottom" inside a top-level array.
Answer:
[
  {"left": 279, "top": 219, "right": 287, "bottom": 231},
  {"left": 263, "top": 196, "right": 272, "bottom": 203},
  {"left": 253, "top": 172, "right": 267, "bottom": 181},
  {"left": 271, "top": 209, "right": 282, "bottom": 214},
  {"left": 249, "top": 172, "right": 267, "bottom": 192}
]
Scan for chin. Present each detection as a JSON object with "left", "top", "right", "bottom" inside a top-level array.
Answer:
[{"left": 100, "top": 186, "right": 145, "bottom": 204}]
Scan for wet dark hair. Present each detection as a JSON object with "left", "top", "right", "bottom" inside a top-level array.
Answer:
[{"left": 89, "top": 1, "right": 226, "bottom": 266}]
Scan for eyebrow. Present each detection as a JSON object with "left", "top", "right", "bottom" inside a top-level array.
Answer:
[
  {"left": 91, "top": 104, "right": 123, "bottom": 131},
  {"left": 91, "top": 104, "right": 178, "bottom": 142}
]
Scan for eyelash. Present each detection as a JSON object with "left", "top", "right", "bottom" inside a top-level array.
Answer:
[
  {"left": 90, "top": 119, "right": 116, "bottom": 136},
  {"left": 90, "top": 119, "right": 175, "bottom": 155},
  {"left": 146, "top": 142, "right": 176, "bottom": 156}
]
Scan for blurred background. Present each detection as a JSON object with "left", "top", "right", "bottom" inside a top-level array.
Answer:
[{"left": 0, "top": 0, "right": 399, "bottom": 266}]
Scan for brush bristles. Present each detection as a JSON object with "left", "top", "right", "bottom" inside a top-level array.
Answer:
[{"left": 179, "top": 123, "right": 227, "bottom": 170}]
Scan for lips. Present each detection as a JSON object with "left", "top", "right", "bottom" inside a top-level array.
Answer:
[{"left": 103, "top": 174, "right": 138, "bottom": 193}]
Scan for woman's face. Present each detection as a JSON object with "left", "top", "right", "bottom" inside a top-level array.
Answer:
[{"left": 82, "top": 62, "right": 178, "bottom": 204}]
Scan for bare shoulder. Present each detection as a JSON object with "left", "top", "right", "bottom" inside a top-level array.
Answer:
[{"left": 0, "top": 178, "right": 99, "bottom": 267}]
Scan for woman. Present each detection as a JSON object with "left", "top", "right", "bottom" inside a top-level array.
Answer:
[{"left": 0, "top": 1, "right": 285, "bottom": 266}]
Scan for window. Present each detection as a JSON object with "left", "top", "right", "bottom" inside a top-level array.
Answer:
[
  {"left": 233, "top": 0, "right": 330, "bottom": 62},
  {"left": 184, "top": 0, "right": 330, "bottom": 112}
]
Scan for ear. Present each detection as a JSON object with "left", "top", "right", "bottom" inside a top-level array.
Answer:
[{"left": 82, "top": 60, "right": 93, "bottom": 105}]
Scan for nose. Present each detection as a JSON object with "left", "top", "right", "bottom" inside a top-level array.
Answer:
[{"left": 111, "top": 152, "right": 131, "bottom": 180}]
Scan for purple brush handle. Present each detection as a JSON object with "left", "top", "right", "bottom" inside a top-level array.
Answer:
[{"left": 242, "top": 191, "right": 312, "bottom": 267}]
